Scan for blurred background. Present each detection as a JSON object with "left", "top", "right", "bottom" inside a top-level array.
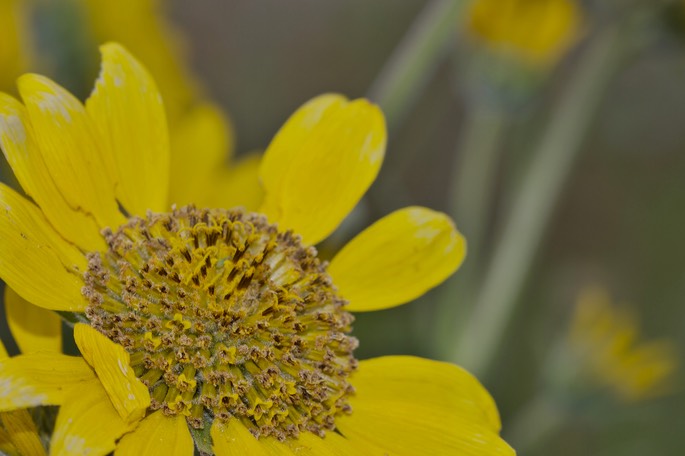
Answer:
[{"left": 1, "top": 0, "right": 684, "bottom": 454}]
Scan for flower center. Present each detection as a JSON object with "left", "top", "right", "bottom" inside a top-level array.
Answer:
[{"left": 82, "top": 205, "right": 358, "bottom": 440}]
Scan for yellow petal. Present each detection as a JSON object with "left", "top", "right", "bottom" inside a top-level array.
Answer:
[
  {"left": 0, "top": 92, "right": 105, "bottom": 251},
  {"left": 17, "top": 74, "right": 124, "bottom": 230},
  {"left": 50, "top": 379, "right": 133, "bottom": 456},
  {"left": 5, "top": 286, "right": 62, "bottom": 354},
  {"left": 211, "top": 419, "right": 331, "bottom": 456},
  {"left": 329, "top": 207, "right": 466, "bottom": 312},
  {"left": 168, "top": 102, "right": 233, "bottom": 207},
  {"left": 0, "top": 183, "right": 87, "bottom": 311},
  {"left": 210, "top": 416, "right": 380, "bottom": 456},
  {"left": 259, "top": 94, "right": 386, "bottom": 245},
  {"left": 0, "top": 353, "right": 95, "bottom": 411},
  {"left": 0, "top": 425, "right": 18, "bottom": 456},
  {"left": 0, "top": 410, "right": 46, "bottom": 456},
  {"left": 204, "top": 153, "right": 263, "bottom": 211},
  {"left": 336, "top": 356, "right": 514, "bottom": 456},
  {"left": 257, "top": 440, "right": 305, "bottom": 455},
  {"left": 115, "top": 411, "right": 193, "bottom": 456},
  {"left": 73, "top": 324, "right": 150, "bottom": 424},
  {"left": 86, "top": 42, "right": 170, "bottom": 216},
  {"left": 211, "top": 419, "right": 270, "bottom": 456},
  {"left": 277, "top": 432, "right": 362, "bottom": 455},
  {"left": 0, "top": 338, "right": 8, "bottom": 359}
]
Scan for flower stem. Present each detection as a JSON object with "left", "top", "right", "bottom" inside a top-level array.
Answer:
[
  {"left": 435, "top": 103, "right": 507, "bottom": 350},
  {"left": 506, "top": 394, "right": 566, "bottom": 453},
  {"left": 450, "top": 104, "right": 507, "bottom": 258},
  {"left": 57, "top": 311, "right": 88, "bottom": 326},
  {"left": 367, "top": 0, "right": 467, "bottom": 130},
  {"left": 453, "top": 24, "right": 626, "bottom": 376}
]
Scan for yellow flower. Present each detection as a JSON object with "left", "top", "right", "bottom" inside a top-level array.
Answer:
[
  {"left": 0, "top": 0, "right": 32, "bottom": 93},
  {"left": 0, "top": 43, "right": 514, "bottom": 454},
  {"left": 569, "top": 287, "right": 678, "bottom": 402},
  {"left": 466, "top": 0, "right": 582, "bottom": 66}
]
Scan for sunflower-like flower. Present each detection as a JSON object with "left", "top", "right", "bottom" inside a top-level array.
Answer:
[
  {"left": 568, "top": 287, "right": 677, "bottom": 402},
  {"left": 0, "top": 43, "right": 514, "bottom": 455},
  {"left": 466, "top": 0, "right": 582, "bottom": 67}
]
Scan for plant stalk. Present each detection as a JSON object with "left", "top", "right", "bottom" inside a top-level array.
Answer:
[{"left": 453, "top": 25, "right": 626, "bottom": 376}]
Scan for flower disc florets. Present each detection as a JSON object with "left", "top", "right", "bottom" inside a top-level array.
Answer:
[{"left": 83, "top": 205, "right": 358, "bottom": 440}]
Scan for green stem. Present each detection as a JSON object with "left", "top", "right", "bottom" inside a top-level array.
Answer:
[
  {"left": 450, "top": 103, "right": 507, "bottom": 268},
  {"left": 367, "top": 0, "right": 467, "bottom": 130},
  {"left": 453, "top": 25, "right": 626, "bottom": 376},
  {"left": 57, "top": 311, "right": 88, "bottom": 326},
  {"left": 507, "top": 394, "right": 567, "bottom": 454},
  {"left": 435, "top": 103, "right": 507, "bottom": 352}
]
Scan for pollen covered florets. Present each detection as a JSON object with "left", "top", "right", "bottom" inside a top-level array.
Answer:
[{"left": 83, "top": 205, "right": 358, "bottom": 440}]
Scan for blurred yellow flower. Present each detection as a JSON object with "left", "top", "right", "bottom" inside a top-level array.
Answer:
[
  {"left": 0, "top": 0, "right": 32, "bottom": 93},
  {"left": 467, "top": 0, "right": 582, "bottom": 66},
  {"left": 569, "top": 287, "right": 678, "bottom": 402},
  {"left": 0, "top": 43, "right": 513, "bottom": 455}
]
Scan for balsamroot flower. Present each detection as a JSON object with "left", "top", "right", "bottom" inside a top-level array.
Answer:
[
  {"left": 467, "top": 0, "right": 582, "bottom": 67},
  {"left": 569, "top": 287, "right": 678, "bottom": 402},
  {"left": 0, "top": 43, "right": 514, "bottom": 455}
]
